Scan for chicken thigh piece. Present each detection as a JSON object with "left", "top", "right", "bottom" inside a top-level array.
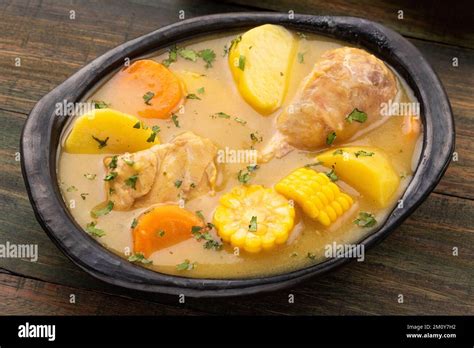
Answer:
[
  {"left": 264, "top": 47, "right": 398, "bottom": 158},
  {"left": 104, "top": 131, "right": 218, "bottom": 210}
]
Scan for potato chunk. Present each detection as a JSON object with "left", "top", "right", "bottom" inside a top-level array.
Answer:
[
  {"left": 228, "top": 24, "right": 296, "bottom": 114},
  {"left": 64, "top": 109, "right": 158, "bottom": 154},
  {"left": 317, "top": 147, "right": 400, "bottom": 207}
]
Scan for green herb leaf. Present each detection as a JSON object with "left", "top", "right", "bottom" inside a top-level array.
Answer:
[
  {"left": 346, "top": 108, "right": 367, "bottom": 123},
  {"left": 195, "top": 210, "right": 205, "bottom": 220},
  {"left": 229, "top": 36, "right": 242, "bottom": 52},
  {"left": 307, "top": 252, "right": 316, "bottom": 260},
  {"left": 326, "top": 169, "right": 338, "bottom": 182},
  {"left": 198, "top": 48, "right": 216, "bottom": 68},
  {"left": 237, "top": 170, "right": 250, "bottom": 184},
  {"left": 234, "top": 117, "right": 247, "bottom": 125},
  {"left": 174, "top": 179, "right": 183, "bottom": 188},
  {"left": 250, "top": 132, "right": 263, "bottom": 143},
  {"left": 91, "top": 201, "right": 114, "bottom": 218},
  {"left": 178, "top": 48, "right": 198, "bottom": 61},
  {"left": 204, "top": 239, "right": 222, "bottom": 250},
  {"left": 108, "top": 155, "right": 118, "bottom": 169},
  {"left": 333, "top": 149, "right": 344, "bottom": 156},
  {"left": 86, "top": 222, "right": 106, "bottom": 237},
  {"left": 133, "top": 121, "right": 141, "bottom": 129},
  {"left": 128, "top": 252, "right": 152, "bottom": 264},
  {"left": 125, "top": 174, "right": 138, "bottom": 189},
  {"left": 146, "top": 132, "right": 157, "bottom": 143},
  {"left": 143, "top": 91, "right": 155, "bottom": 105},
  {"left": 131, "top": 218, "right": 138, "bottom": 229},
  {"left": 156, "top": 229, "right": 165, "bottom": 237},
  {"left": 146, "top": 125, "right": 160, "bottom": 143},
  {"left": 191, "top": 226, "right": 203, "bottom": 235},
  {"left": 238, "top": 55, "right": 246, "bottom": 71},
  {"left": 84, "top": 173, "right": 97, "bottom": 180},
  {"left": 248, "top": 216, "right": 258, "bottom": 232},
  {"left": 104, "top": 172, "right": 117, "bottom": 181},
  {"left": 354, "top": 150, "right": 374, "bottom": 158},
  {"left": 162, "top": 46, "right": 178, "bottom": 67},
  {"left": 92, "top": 100, "right": 109, "bottom": 109},
  {"left": 353, "top": 212, "right": 377, "bottom": 228},
  {"left": 66, "top": 185, "right": 77, "bottom": 192},
  {"left": 197, "top": 87, "right": 205, "bottom": 94},
  {"left": 212, "top": 112, "right": 231, "bottom": 119},
  {"left": 326, "top": 131, "right": 336, "bottom": 145},
  {"left": 186, "top": 93, "right": 201, "bottom": 100},
  {"left": 297, "top": 52, "right": 306, "bottom": 63},
  {"left": 247, "top": 164, "right": 259, "bottom": 172},
  {"left": 171, "top": 114, "right": 180, "bottom": 128},
  {"left": 91, "top": 135, "right": 109, "bottom": 149},
  {"left": 176, "top": 259, "right": 195, "bottom": 271}
]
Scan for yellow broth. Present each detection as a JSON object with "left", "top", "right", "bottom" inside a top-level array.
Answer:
[{"left": 58, "top": 31, "right": 422, "bottom": 279}]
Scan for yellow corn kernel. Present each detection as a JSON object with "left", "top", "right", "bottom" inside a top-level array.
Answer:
[
  {"left": 275, "top": 168, "right": 354, "bottom": 227},
  {"left": 213, "top": 185, "right": 295, "bottom": 253}
]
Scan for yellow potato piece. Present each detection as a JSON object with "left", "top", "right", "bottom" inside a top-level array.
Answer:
[
  {"left": 317, "top": 147, "right": 400, "bottom": 207},
  {"left": 64, "top": 108, "right": 158, "bottom": 154},
  {"left": 228, "top": 24, "right": 296, "bottom": 115}
]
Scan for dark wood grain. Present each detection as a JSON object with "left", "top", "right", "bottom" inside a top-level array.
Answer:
[
  {"left": 225, "top": 0, "right": 474, "bottom": 48},
  {"left": 0, "top": 270, "right": 204, "bottom": 315},
  {"left": 0, "top": 0, "right": 473, "bottom": 314}
]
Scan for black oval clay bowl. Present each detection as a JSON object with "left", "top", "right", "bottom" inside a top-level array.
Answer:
[{"left": 21, "top": 13, "right": 454, "bottom": 297}]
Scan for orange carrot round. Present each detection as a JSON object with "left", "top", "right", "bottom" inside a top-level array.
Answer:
[
  {"left": 132, "top": 205, "right": 204, "bottom": 257},
  {"left": 117, "top": 59, "right": 183, "bottom": 119}
]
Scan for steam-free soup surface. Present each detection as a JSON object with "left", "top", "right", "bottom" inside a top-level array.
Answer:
[{"left": 58, "top": 28, "right": 421, "bottom": 279}]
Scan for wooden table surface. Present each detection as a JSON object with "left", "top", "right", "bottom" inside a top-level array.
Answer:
[{"left": 0, "top": 0, "right": 473, "bottom": 315}]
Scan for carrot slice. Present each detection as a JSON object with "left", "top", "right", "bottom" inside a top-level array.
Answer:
[
  {"left": 132, "top": 205, "right": 204, "bottom": 257},
  {"left": 116, "top": 60, "right": 183, "bottom": 119}
]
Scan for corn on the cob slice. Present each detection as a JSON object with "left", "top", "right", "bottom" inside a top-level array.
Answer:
[
  {"left": 275, "top": 168, "right": 353, "bottom": 227},
  {"left": 213, "top": 185, "right": 295, "bottom": 253}
]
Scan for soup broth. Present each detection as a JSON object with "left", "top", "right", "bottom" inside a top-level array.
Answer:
[{"left": 58, "top": 28, "right": 421, "bottom": 279}]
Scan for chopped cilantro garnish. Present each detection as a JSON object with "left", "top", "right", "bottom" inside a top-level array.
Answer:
[
  {"left": 346, "top": 108, "right": 367, "bottom": 123},
  {"left": 354, "top": 150, "right": 374, "bottom": 158},
  {"left": 326, "top": 169, "right": 338, "bottom": 182},
  {"left": 143, "top": 91, "right": 155, "bottom": 105},
  {"left": 353, "top": 212, "right": 377, "bottom": 228},
  {"left": 248, "top": 216, "right": 258, "bottom": 232},
  {"left": 104, "top": 172, "right": 117, "bottom": 181},
  {"left": 91, "top": 201, "right": 114, "bottom": 218},
  {"left": 326, "top": 131, "right": 336, "bottom": 145},
  {"left": 86, "top": 222, "right": 105, "bottom": 237},
  {"left": 125, "top": 174, "right": 138, "bottom": 189},
  {"left": 171, "top": 114, "right": 180, "bottom": 127},
  {"left": 91, "top": 135, "right": 109, "bottom": 149},
  {"left": 238, "top": 55, "right": 246, "bottom": 71},
  {"left": 128, "top": 252, "right": 152, "bottom": 265}
]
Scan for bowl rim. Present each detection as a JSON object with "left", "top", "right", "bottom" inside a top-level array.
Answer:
[{"left": 20, "top": 12, "right": 454, "bottom": 297}]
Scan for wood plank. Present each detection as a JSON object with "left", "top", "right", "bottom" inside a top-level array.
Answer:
[
  {"left": 0, "top": 271, "right": 204, "bottom": 315},
  {"left": 0, "top": 1, "right": 472, "bottom": 199},
  {"left": 224, "top": 0, "right": 474, "bottom": 48}
]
